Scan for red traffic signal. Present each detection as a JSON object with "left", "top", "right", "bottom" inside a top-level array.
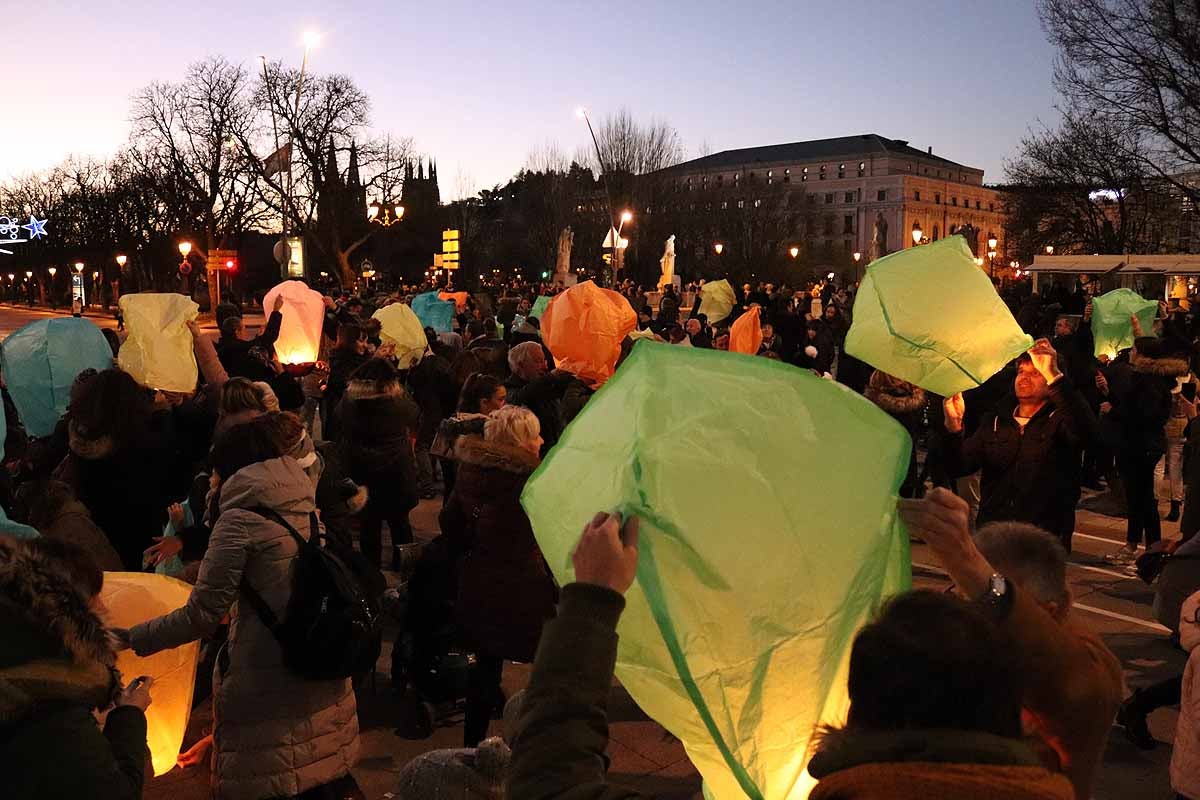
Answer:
[{"left": 224, "top": 258, "right": 236, "bottom": 271}]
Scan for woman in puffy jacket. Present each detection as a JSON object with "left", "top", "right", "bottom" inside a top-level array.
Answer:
[
  {"left": 1173, "top": 589, "right": 1200, "bottom": 800},
  {"left": 126, "top": 413, "right": 360, "bottom": 800}
]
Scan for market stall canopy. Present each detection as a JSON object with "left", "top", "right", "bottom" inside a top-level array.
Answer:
[
  {"left": 1028, "top": 254, "right": 1200, "bottom": 274},
  {"left": 522, "top": 342, "right": 912, "bottom": 799},
  {"left": 262, "top": 281, "right": 325, "bottom": 365},
  {"left": 845, "top": 236, "right": 1032, "bottom": 397},
  {"left": 0, "top": 317, "right": 113, "bottom": 437},
  {"left": 117, "top": 294, "right": 199, "bottom": 392}
]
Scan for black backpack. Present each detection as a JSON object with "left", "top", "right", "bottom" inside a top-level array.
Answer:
[{"left": 239, "top": 507, "right": 385, "bottom": 681}]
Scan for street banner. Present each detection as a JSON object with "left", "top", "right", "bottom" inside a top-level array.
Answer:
[{"left": 522, "top": 342, "right": 912, "bottom": 800}]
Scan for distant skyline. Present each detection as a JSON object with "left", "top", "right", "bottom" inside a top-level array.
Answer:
[{"left": 0, "top": 0, "right": 1061, "bottom": 198}]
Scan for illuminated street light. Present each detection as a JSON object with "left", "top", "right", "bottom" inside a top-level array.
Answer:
[
  {"left": 115, "top": 254, "right": 127, "bottom": 268},
  {"left": 47, "top": 267, "right": 56, "bottom": 278},
  {"left": 789, "top": 246, "right": 799, "bottom": 259},
  {"left": 25, "top": 271, "right": 32, "bottom": 279},
  {"left": 178, "top": 241, "right": 192, "bottom": 258},
  {"left": 987, "top": 232, "right": 998, "bottom": 251},
  {"left": 74, "top": 262, "right": 84, "bottom": 273},
  {"left": 1045, "top": 245, "right": 1054, "bottom": 255},
  {"left": 974, "top": 257, "right": 984, "bottom": 267},
  {"left": 713, "top": 242, "right": 724, "bottom": 255},
  {"left": 302, "top": 30, "right": 321, "bottom": 50},
  {"left": 620, "top": 210, "right": 633, "bottom": 224},
  {"left": 853, "top": 252, "right": 862, "bottom": 263},
  {"left": 911, "top": 222, "right": 923, "bottom": 245}
]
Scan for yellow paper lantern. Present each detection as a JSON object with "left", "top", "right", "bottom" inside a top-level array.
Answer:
[
  {"left": 262, "top": 280, "right": 325, "bottom": 365},
  {"left": 117, "top": 294, "right": 199, "bottom": 392},
  {"left": 101, "top": 572, "right": 200, "bottom": 776},
  {"left": 372, "top": 303, "right": 428, "bottom": 369}
]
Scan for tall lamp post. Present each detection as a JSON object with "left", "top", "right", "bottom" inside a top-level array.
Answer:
[
  {"left": 987, "top": 231, "right": 998, "bottom": 279},
  {"left": 576, "top": 107, "right": 628, "bottom": 285},
  {"left": 46, "top": 267, "right": 57, "bottom": 309},
  {"left": 114, "top": 254, "right": 126, "bottom": 307},
  {"left": 853, "top": 251, "right": 862, "bottom": 282}
]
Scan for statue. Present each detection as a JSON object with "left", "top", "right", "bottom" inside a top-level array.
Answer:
[
  {"left": 870, "top": 213, "right": 889, "bottom": 261},
  {"left": 659, "top": 235, "right": 677, "bottom": 288},
  {"left": 554, "top": 227, "right": 574, "bottom": 285}
]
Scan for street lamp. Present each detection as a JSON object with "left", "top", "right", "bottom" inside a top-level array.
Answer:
[
  {"left": 178, "top": 241, "right": 192, "bottom": 258},
  {"left": 713, "top": 242, "right": 724, "bottom": 255},
  {"left": 987, "top": 232, "right": 998, "bottom": 251},
  {"left": 47, "top": 267, "right": 56, "bottom": 278},
  {"left": 368, "top": 201, "right": 404, "bottom": 227},
  {"left": 974, "top": 257, "right": 984, "bottom": 267},
  {"left": 789, "top": 246, "right": 800, "bottom": 259},
  {"left": 912, "top": 222, "right": 923, "bottom": 245},
  {"left": 115, "top": 254, "right": 127, "bottom": 268},
  {"left": 1045, "top": 245, "right": 1054, "bottom": 255},
  {"left": 988, "top": 247, "right": 998, "bottom": 278},
  {"left": 74, "top": 262, "right": 84, "bottom": 274},
  {"left": 853, "top": 251, "right": 862, "bottom": 263}
]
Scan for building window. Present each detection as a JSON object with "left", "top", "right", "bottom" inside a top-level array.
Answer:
[
  {"left": 844, "top": 239, "right": 853, "bottom": 252},
  {"left": 914, "top": 190, "right": 921, "bottom": 201},
  {"left": 801, "top": 167, "right": 808, "bottom": 182},
  {"left": 844, "top": 191, "right": 855, "bottom": 203},
  {"left": 717, "top": 174, "right": 724, "bottom": 185},
  {"left": 932, "top": 225, "right": 940, "bottom": 241},
  {"left": 825, "top": 192, "right": 834, "bottom": 204},
  {"left": 952, "top": 197, "right": 958, "bottom": 206},
  {"left": 838, "top": 163, "right": 845, "bottom": 178},
  {"left": 877, "top": 189, "right": 887, "bottom": 202},
  {"left": 823, "top": 216, "right": 834, "bottom": 235},
  {"left": 923, "top": 167, "right": 928, "bottom": 174},
  {"left": 935, "top": 193, "right": 941, "bottom": 204},
  {"left": 753, "top": 198, "right": 762, "bottom": 208},
  {"left": 858, "top": 161, "right": 866, "bottom": 177},
  {"left": 949, "top": 224, "right": 957, "bottom": 234},
  {"left": 976, "top": 200, "right": 981, "bottom": 209},
  {"left": 807, "top": 193, "right": 817, "bottom": 204},
  {"left": 721, "top": 201, "right": 728, "bottom": 210},
  {"left": 843, "top": 214, "right": 854, "bottom": 234},
  {"left": 702, "top": 176, "right": 708, "bottom": 187},
  {"left": 819, "top": 165, "right": 827, "bottom": 180},
  {"left": 989, "top": 202, "right": 994, "bottom": 212},
  {"left": 737, "top": 199, "right": 745, "bottom": 209},
  {"left": 785, "top": 168, "right": 791, "bottom": 183}
]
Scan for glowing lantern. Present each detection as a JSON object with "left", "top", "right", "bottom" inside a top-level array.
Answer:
[
  {"left": 1090, "top": 288, "right": 1158, "bottom": 358},
  {"left": 0, "top": 317, "right": 114, "bottom": 437},
  {"left": 523, "top": 342, "right": 911, "bottom": 799},
  {"left": 698, "top": 279, "right": 736, "bottom": 324},
  {"left": 262, "top": 280, "right": 325, "bottom": 365},
  {"left": 530, "top": 295, "right": 552, "bottom": 321},
  {"left": 101, "top": 572, "right": 200, "bottom": 776},
  {"left": 117, "top": 294, "right": 199, "bottom": 392},
  {"left": 845, "top": 236, "right": 1032, "bottom": 397},
  {"left": 728, "top": 305, "right": 763, "bottom": 355},
  {"left": 541, "top": 280, "right": 637, "bottom": 386},
  {"left": 438, "top": 291, "right": 470, "bottom": 311},
  {"left": 372, "top": 303, "right": 428, "bottom": 369}
]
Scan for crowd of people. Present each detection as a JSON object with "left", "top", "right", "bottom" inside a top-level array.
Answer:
[{"left": 0, "top": 272, "right": 1198, "bottom": 800}]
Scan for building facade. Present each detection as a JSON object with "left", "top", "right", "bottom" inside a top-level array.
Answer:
[{"left": 660, "top": 134, "right": 1009, "bottom": 265}]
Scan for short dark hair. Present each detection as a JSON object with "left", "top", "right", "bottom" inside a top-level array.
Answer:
[
  {"left": 458, "top": 373, "right": 501, "bottom": 413},
  {"left": 220, "top": 315, "right": 243, "bottom": 339},
  {"left": 975, "top": 522, "right": 1068, "bottom": 605},
  {"left": 210, "top": 412, "right": 291, "bottom": 481},
  {"left": 337, "top": 323, "right": 363, "bottom": 345},
  {"left": 844, "top": 589, "right": 1022, "bottom": 737},
  {"left": 69, "top": 368, "right": 152, "bottom": 447},
  {"left": 346, "top": 297, "right": 364, "bottom": 309}
]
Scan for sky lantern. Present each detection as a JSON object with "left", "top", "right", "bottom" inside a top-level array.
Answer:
[
  {"left": 728, "top": 305, "right": 763, "bottom": 355},
  {"left": 411, "top": 291, "right": 455, "bottom": 333},
  {"left": 522, "top": 342, "right": 912, "bottom": 799},
  {"left": 117, "top": 294, "right": 199, "bottom": 392},
  {"left": 372, "top": 302, "right": 428, "bottom": 369},
  {"left": 262, "top": 280, "right": 325, "bottom": 365},
  {"left": 845, "top": 236, "right": 1032, "bottom": 397},
  {"left": 698, "top": 279, "right": 736, "bottom": 324},
  {"left": 438, "top": 290, "right": 470, "bottom": 311},
  {"left": 0, "top": 317, "right": 114, "bottom": 436},
  {"left": 540, "top": 280, "right": 636, "bottom": 386},
  {"left": 101, "top": 572, "right": 201, "bottom": 776},
  {"left": 1090, "top": 288, "right": 1158, "bottom": 359}
]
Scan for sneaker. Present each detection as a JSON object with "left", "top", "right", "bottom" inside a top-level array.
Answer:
[
  {"left": 1116, "top": 694, "right": 1157, "bottom": 750},
  {"left": 1105, "top": 545, "right": 1139, "bottom": 565}
]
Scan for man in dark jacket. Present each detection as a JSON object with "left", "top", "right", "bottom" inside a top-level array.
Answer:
[
  {"left": 322, "top": 323, "right": 369, "bottom": 440},
  {"left": 942, "top": 339, "right": 1097, "bottom": 553},
  {"left": 216, "top": 294, "right": 284, "bottom": 382},
  {"left": 504, "top": 342, "right": 574, "bottom": 455}
]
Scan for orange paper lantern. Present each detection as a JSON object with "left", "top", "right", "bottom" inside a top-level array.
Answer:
[
  {"left": 729, "top": 306, "right": 763, "bottom": 355},
  {"left": 438, "top": 291, "right": 470, "bottom": 312},
  {"left": 262, "top": 280, "right": 325, "bottom": 365},
  {"left": 541, "top": 280, "right": 636, "bottom": 386}
]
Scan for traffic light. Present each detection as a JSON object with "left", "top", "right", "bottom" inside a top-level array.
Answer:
[
  {"left": 225, "top": 258, "right": 237, "bottom": 272},
  {"left": 541, "top": 271, "right": 549, "bottom": 279}
]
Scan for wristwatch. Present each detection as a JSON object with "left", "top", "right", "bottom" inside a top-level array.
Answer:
[{"left": 975, "top": 573, "right": 1015, "bottom": 620}]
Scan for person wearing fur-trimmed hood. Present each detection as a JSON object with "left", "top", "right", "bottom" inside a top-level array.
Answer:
[{"left": 867, "top": 370, "right": 927, "bottom": 498}]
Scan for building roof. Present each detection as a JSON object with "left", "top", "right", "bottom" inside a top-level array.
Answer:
[{"left": 663, "top": 134, "right": 972, "bottom": 174}]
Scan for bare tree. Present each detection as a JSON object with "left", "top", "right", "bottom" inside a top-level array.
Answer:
[
  {"left": 588, "top": 108, "right": 684, "bottom": 177},
  {"left": 1004, "top": 111, "right": 1174, "bottom": 257},
  {"left": 524, "top": 142, "right": 570, "bottom": 175},
  {"left": 1040, "top": 0, "right": 1200, "bottom": 208}
]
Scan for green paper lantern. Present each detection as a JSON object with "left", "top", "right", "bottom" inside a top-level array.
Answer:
[
  {"left": 522, "top": 341, "right": 912, "bottom": 799},
  {"left": 530, "top": 295, "right": 552, "bottom": 321},
  {"left": 845, "top": 237, "right": 1032, "bottom": 397},
  {"left": 1090, "top": 288, "right": 1158, "bottom": 359}
]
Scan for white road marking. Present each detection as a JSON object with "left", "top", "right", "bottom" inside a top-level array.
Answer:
[{"left": 912, "top": 561, "right": 1168, "bottom": 632}]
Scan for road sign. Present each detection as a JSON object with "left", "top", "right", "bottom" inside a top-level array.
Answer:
[
  {"left": 442, "top": 229, "right": 460, "bottom": 270},
  {"left": 207, "top": 249, "right": 238, "bottom": 271}
]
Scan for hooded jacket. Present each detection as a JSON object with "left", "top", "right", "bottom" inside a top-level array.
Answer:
[
  {"left": 1106, "top": 348, "right": 1189, "bottom": 454},
  {"left": 944, "top": 377, "right": 1096, "bottom": 542},
  {"left": 0, "top": 538, "right": 148, "bottom": 800},
  {"left": 444, "top": 435, "right": 555, "bottom": 662},
  {"left": 129, "top": 458, "right": 359, "bottom": 800},
  {"left": 336, "top": 383, "right": 420, "bottom": 518},
  {"left": 1172, "top": 589, "right": 1200, "bottom": 800}
]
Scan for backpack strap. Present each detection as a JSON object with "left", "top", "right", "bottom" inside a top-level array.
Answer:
[{"left": 237, "top": 507, "right": 321, "bottom": 634}]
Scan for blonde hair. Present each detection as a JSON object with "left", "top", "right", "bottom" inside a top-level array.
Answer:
[
  {"left": 253, "top": 381, "right": 280, "bottom": 412},
  {"left": 484, "top": 405, "right": 540, "bottom": 449}
]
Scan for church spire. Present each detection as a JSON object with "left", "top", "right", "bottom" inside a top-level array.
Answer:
[{"left": 347, "top": 140, "right": 361, "bottom": 189}]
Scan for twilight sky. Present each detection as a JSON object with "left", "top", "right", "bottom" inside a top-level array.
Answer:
[{"left": 0, "top": 0, "right": 1060, "bottom": 197}]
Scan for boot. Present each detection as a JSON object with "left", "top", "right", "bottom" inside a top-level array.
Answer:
[
  {"left": 1116, "top": 691, "right": 1157, "bottom": 750},
  {"left": 1166, "top": 500, "right": 1181, "bottom": 522}
]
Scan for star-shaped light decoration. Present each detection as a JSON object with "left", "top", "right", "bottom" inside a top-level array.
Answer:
[{"left": 22, "top": 215, "right": 48, "bottom": 239}]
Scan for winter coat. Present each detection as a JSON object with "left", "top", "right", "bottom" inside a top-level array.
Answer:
[
  {"left": 322, "top": 346, "right": 370, "bottom": 440},
  {"left": 467, "top": 338, "right": 510, "bottom": 381},
  {"left": 504, "top": 370, "right": 575, "bottom": 454},
  {"left": 129, "top": 458, "right": 359, "bottom": 800},
  {"left": 444, "top": 435, "right": 555, "bottom": 662},
  {"left": 944, "top": 378, "right": 1097, "bottom": 542},
  {"left": 54, "top": 424, "right": 170, "bottom": 572},
  {"left": 867, "top": 371, "right": 926, "bottom": 496},
  {"left": 0, "top": 538, "right": 148, "bottom": 800},
  {"left": 215, "top": 311, "right": 282, "bottom": 383},
  {"left": 1106, "top": 349, "right": 1188, "bottom": 455},
  {"left": 33, "top": 496, "right": 123, "bottom": 573},
  {"left": 808, "top": 729, "right": 1073, "bottom": 800},
  {"left": 336, "top": 385, "right": 420, "bottom": 519},
  {"left": 1173, "top": 590, "right": 1200, "bottom": 800}
]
